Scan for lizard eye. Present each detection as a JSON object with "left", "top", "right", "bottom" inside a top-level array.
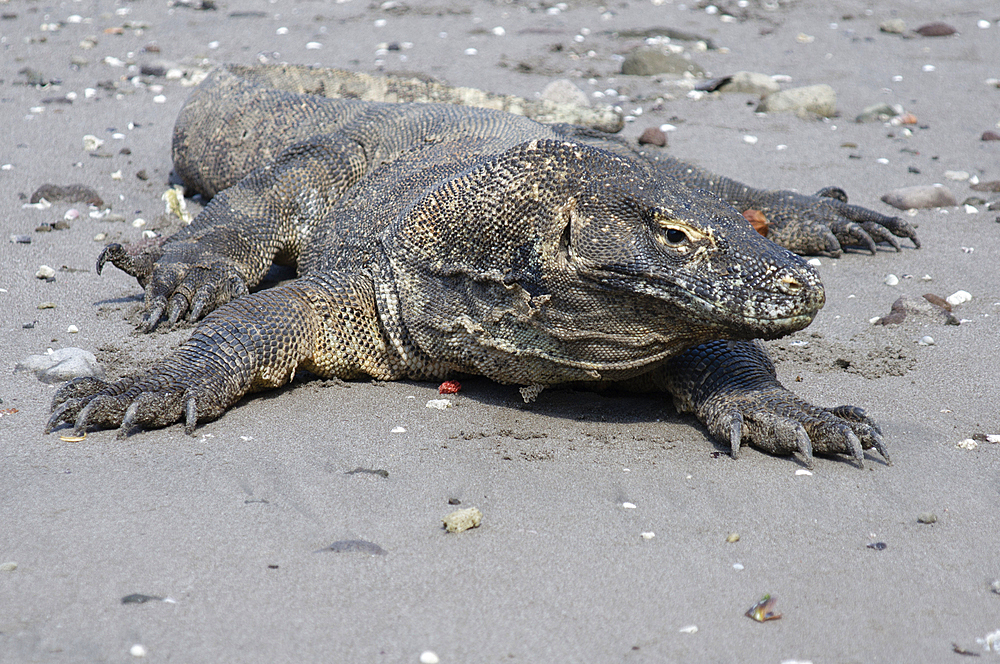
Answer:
[{"left": 664, "top": 228, "right": 688, "bottom": 245}]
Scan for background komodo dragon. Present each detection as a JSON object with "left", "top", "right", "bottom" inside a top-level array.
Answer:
[{"left": 46, "top": 64, "right": 920, "bottom": 467}]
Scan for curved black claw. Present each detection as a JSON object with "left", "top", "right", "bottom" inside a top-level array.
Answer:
[{"left": 756, "top": 189, "right": 920, "bottom": 256}]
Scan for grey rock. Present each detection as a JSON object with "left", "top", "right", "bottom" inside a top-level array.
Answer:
[
  {"left": 719, "top": 71, "right": 780, "bottom": 96},
  {"left": 881, "top": 184, "right": 957, "bottom": 210},
  {"left": 756, "top": 84, "right": 837, "bottom": 118},
  {"left": 856, "top": 102, "right": 899, "bottom": 123},
  {"left": 541, "top": 79, "right": 589, "bottom": 108},
  {"left": 15, "top": 347, "right": 105, "bottom": 384},
  {"left": 874, "top": 295, "right": 960, "bottom": 326},
  {"left": 621, "top": 48, "right": 704, "bottom": 77}
]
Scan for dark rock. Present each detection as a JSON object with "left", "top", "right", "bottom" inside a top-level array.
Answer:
[
  {"left": 30, "top": 184, "right": 104, "bottom": 208},
  {"left": 914, "top": 22, "right": 957, "bottom": 37},
  {"left": 874, "top": 295, "right": 959, "bottom": 326},
  {"left": 982, "top": 131, "right": 1000, "bottom": 141},
  {"left": 638, "top": 127, "right": 667, "bottom": 147}
]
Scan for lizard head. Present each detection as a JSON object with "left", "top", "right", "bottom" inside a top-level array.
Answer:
[{"left": 556, "top": 174, "right": 825, "bottom": 341}]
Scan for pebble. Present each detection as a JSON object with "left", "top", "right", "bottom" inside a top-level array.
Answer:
[
  {"left": 622, "top": 502, "right": 637, "bottom": 509},
  {"left": 391, "top": 426, "right": 406, "bottom": 433},
  {"left": 419, "top": 651, "right": 440, "bottom": 664},
  {"left": 15, "top": 348, "right": 106, "bottom": 384},
  {"left": 716, "top": 71, "right": 780, "bottom": 95},
  {"left": 883, "top": 274, "right": 899, "bottom": 286},
  {"left": 621, "top": 48, "right": 704, "bottom": 77},
  {"left": 442, "top": 507, "right": 482, "bottom": 533},
  {"left": 944, "top": 170, "right": 970, "bottom": 181},
  {"left": 879, "top": 19, "right": 906, "bottom": 34},
  {"left": 956, "top": 439, "right": 978, "bottom": 450},
  {"left": 67, "top": 325, "right": 79, "bottom": 334},
  {"left": 982, "top": 131, "right": 1000, "bottom": 141},
  {"left": 880, "top": 184, "right": 957, "bottom": 210},
  {"left": 874, "top": 296, "right": 959, "bottom": 326},
  {"left": 914, "top": 22, "right": 957, "bottom": 37},
  {"left": 541, "top": 79, "right": 589, "bottom": 108},
  {"left": 425, "top": 398, "right": 452, "bottom": 410},
  {"left": 10, "top": 234, "right": 31, "bottom": 244},
  {"left": 35, "top": 265, "right": 56, "bottom": 279},
  {"left": 726, "top": 532, "right": 740, "bottom": 543},
  {"left": 990, "top": 579, "right": 1000, "bottom": 595},
  {"left": 0, "top": 562, "right": 17, "bottom": 572},
  {"left": 640, "top": 531, "right": 656, "bottom": 540},
  {"left": 129, "top": 644, "right": 147, "bottom": 657},
  {"left": 82, "top": 135, "right": 104, "bottom": 151},
  {"left": 855, "top": 102, "right": 898, "bottom": 123},
  {"left": 638, "top": 127, "right": 667, "bottom": 147},
  {"left": 678, "top": 625, "right": 698, "bottom": 634},
  {"left": 756, "top": 84, "right": 837, "bottom": 118},
  {"left": 946, "top": 290, "right": 972, "bottom": 306},
  {"left": 806, "top": 258, "right": 821, "bottom": 266},
  {"left": 917, "top": 512, "right": 938, "bottom": 524},
  {"left": 917, "top": 336, "right": 935, "bottom": 346}
]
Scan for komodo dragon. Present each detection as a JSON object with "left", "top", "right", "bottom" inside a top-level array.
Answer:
[{"left": 46, "top": 64, "right": 920, "bottom": 467}]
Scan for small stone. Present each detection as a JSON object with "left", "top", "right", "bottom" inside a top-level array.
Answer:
[
  {"left": 622, "top": 502, "right": 637, "bottom": 509},
  {"left": 82, "top": 135, "right": 104, "bottom": 151},
  {"left": 795, "top": 469, "right": 813, "bottom": 476},
  {"left": 67, "top": 325, "right": 79, "bottom": 333},
  {"left": 990, "top": 579, "right": 1000, "bottom": 595},
  {"left": 35, "top": 265, "right": 56, "bottom": 279},
  {"left": 15, "top": 347, "right": 105, "bottom": 384},
  {"left": 944, "top": 170, "right": 970, "bottom": 181},
  {"left": 37, "top": 302, "right": 56, "bottom": 309},
  {"left": 806, "top": 258, "right": 822, "bottom": 267},
  {"left": 640, "top": 531, "right": 656, "bottom": 540},
  {"left": 10, "top": 234, "right": 31, "bottom": 244},
  {"left": 717, "top": 71, "right": 780, "bottom": 95},
  {"left": 726, "top": 532, "right": 740, "bottom": 543},
  {"left": 419, "top": 651, "right": 440, "bottom": 664},
  {"left": 0, "top": 562, "right": 17, "bottom": 572},
  {"left": 855, "top": 102, "right": 898, "bottom": 123},
  {"left": 884, "top": 274, "right": 899, "bottom": 286},
  {"left": 917, "top": 512, "right": 938, "bottom": 524},
  {"left": 982, "top": 131, "right": 1000, "bottom": 141},
  {"left": 541, "top": 79, "right": 589, "bottom": 107},
  {"left": 129, "top": 644, "right": 147, "bottom": 657},
  {"left": 917, "top": 336, "right": 935, "bottom": 346},
  {"left": 946, "top": 290, "right": 972, "bottom": 306},
  {"left": 955, "top": 439, "right": 978, "bottom": 450},
  {"left": 880, "top": 184, "right": 957, "bottom": 210},
  {"left": 443, "top": 507, "right": 482, "bottom": 533},
  {"left": 425, "top": 399, "right": 452, "bottom": 410},
  {"left": 678, "top": 625, "right": 698, "bottom": 634},
  {"left": 914, "top": 22, "right": 957, "bottom": 37},
  {"left": 621, "top": 48, "right": 704, "bottom": 77},
  {"left": 756, "top": 84, "right": 837, "bottom": 118},
  {"left": 638, "top": 127, "right": 667, "bottom": 147},
  {"left": 879, "top": 19, "right": 907, "bottom": 34},
  {"left": 391, "top": 426, "right": 406, "bottom": 433}
]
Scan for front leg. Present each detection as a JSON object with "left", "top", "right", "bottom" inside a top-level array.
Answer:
[
  {"left": 99, "top": 133, "right": 367, "bottom": 331},
  {"left": 46, "top": 273, "right": 403, "bottom": 437},
  {"left": 655, "top": 340, "right": 889, "bottom": 468}
]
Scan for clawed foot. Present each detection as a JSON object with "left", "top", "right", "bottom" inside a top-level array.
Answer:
[
  {"left": 98, "top": 241, "right": 249, "bottom": 332},
  {"left": 705, "top": 390, "right": 889, "bottom": 469},
  {"left": 761, "top": 187, "right": 920, "bottom": 257}
]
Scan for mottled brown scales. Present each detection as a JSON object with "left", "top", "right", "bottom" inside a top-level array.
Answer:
[{"left": 46, "top": 65, "right": 921, "bottom": 466}]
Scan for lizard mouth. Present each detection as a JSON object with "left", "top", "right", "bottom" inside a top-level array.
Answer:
[{"left": 580, "top": 265, "right": 824, "bottom": 340}]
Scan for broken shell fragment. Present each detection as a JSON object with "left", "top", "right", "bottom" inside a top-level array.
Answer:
[{"left": 745, "top": 594, "right": 781, "bottom": 622}]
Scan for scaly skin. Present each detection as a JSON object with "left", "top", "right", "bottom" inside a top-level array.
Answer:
[{"left": 47, "top": 65, "right": 913, "bottom": 467}]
